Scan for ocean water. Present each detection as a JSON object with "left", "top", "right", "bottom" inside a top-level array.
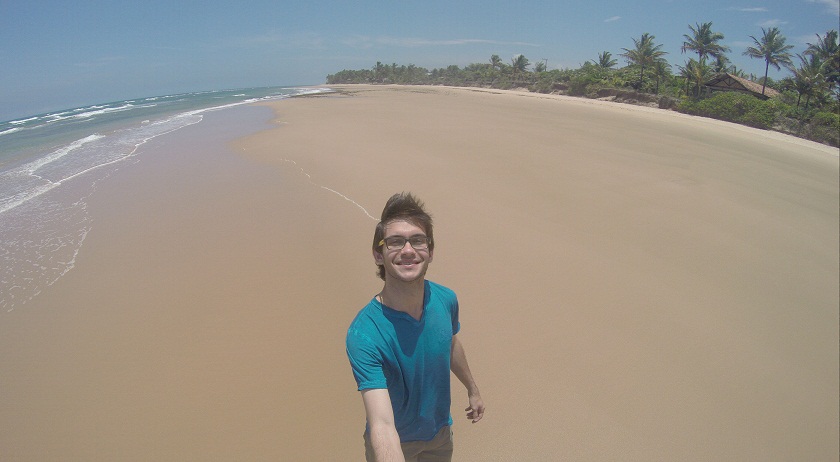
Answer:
[{"left": 0, "top": 86, "right": 332, "bottom": 313}]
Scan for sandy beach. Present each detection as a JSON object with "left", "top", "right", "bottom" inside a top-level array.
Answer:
[{"left": 1, "top": 85, "right": 837, "bottom": 461}]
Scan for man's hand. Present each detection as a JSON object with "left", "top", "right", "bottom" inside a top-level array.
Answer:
[
  {"left": 465, "top": 393, "right": 485, "bottom": 423},
  {"left": 451, "top": 335, "right": 485, "bottom": 424}
]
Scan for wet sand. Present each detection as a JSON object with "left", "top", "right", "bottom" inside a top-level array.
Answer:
[{"left": 1, "top": 85, "right": 837, "bottom": 460}]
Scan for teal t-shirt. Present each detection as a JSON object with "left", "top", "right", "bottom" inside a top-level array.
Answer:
[{"left": 346, "top": 280, "right": 461, "bottom": 442}]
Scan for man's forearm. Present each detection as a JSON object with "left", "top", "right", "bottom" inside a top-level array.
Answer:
[
  {"left": 361, "top": 388, "right": 405, "bottom": 461},
  {"left": 451, "top": 336, "right": 480, "bottom": 395},
  {"left": 368, "top": 423, "right": 405, "bottom": 462},
  {"left": 451, "top": 335, "right": 485, "bottom": 423}
]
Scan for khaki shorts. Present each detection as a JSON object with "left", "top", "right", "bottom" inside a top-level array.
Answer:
[{"left": 364, "top": 425, "right": 453, "bottom": 462}]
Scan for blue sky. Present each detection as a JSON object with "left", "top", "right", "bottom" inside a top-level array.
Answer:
[{"left": 1, "top": 0, "right": 838, "bottom": 121}]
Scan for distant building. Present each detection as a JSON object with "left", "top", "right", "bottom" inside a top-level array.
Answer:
[{"left": 704, "top": 73, "right": 780, "bottom": 100}]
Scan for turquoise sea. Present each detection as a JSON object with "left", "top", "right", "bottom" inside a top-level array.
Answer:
[{"left": 0, "top": 86, "right": 332, "bottom": 313}]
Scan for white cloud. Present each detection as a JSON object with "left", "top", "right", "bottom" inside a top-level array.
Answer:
[
  {"left": 807, "top": 0, "right": 840, "bottom": 15},
  {"left": 727, "top": 6, "right": 768, "bottom": 12},
  {"left": 604, "top": 16, "right": 621, "bottom": 22},
  {"left": 758, "top": 19, "right": 788, "bottom": 28}
]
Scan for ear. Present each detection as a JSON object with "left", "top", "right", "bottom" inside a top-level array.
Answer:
[{"left": 372, "top": 247, "right": 384, "bottom": 265}]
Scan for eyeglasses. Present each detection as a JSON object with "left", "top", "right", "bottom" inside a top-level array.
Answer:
[{"left": 378, "top": 235, "right": 432, "bottom": 251}]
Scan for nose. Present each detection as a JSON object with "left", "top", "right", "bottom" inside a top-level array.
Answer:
[{"left": 398, "top": 240, "right": 416, "bottom": 254}]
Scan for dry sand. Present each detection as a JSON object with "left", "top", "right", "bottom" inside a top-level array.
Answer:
[{"left": 1, "top": 85, "right": 837, "bottom": 461}]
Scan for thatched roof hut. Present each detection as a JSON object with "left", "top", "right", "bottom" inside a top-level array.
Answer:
[{"left": 704, "top": 73, "right": 780, "bottom": 99}]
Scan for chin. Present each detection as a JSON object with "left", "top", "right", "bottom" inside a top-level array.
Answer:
[{"left": 387, "top": 266, "right": 428, "bottom": 283}]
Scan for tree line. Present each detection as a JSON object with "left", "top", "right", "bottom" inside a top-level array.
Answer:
[{"left": 326, "top": 25, "right": 839, "bottom": 146}]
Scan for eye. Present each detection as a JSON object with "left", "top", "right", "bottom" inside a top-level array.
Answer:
[
  {"left": 385, "top": 237, "right": 406, "bottom": 248},
  {"left": 408, "top": 237, "right": 429, "bottom": 248}
]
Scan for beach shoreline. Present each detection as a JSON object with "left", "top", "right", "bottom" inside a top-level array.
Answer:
[
  {"left": 322, "top": 84, "right": 840, "bottom": 156},
  {"left": 1, "top": 84, "right": 837, "bottom": 461}
]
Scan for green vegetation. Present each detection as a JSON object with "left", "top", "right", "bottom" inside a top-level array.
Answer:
[
  {"left": 679, "top": 92, "right": 778, "bottom": 129},
  {"left": 327, "top": 26, "right": 840, "bottom": 147},
  {"left": 620, "top": 33, "right": 668, "bottom": 89}
]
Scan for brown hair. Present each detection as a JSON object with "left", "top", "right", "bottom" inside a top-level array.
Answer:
[{"left": 372, "top": 192, "right": 434, "bottom": 280}]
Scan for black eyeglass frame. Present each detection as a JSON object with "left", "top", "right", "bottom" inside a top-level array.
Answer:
[{"left": 378, "top": 235, "right": 432, "bottom": 250}]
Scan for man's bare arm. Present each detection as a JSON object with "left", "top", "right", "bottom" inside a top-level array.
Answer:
[
  {"left": 451, "top": 335, "right": 485, "bottom": 423},
  {"left": 361, "top": 388, "right": 405, "bottom": 462}
]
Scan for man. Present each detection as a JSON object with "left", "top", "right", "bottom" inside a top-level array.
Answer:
[{"left": 346, "top": 192, "right": 485, "bottom": 462}]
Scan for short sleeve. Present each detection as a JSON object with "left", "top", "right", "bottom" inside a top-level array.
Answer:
[
  {"left": 451, "top": 296, "right": 460, "bottom": 335},
  {"left": 346, "top": 326, "right": 388, "bottom": 391}
]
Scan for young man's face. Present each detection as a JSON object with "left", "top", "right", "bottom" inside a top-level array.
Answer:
[{"left": 374, "top": 219, "right": 433, "bottom": 284}]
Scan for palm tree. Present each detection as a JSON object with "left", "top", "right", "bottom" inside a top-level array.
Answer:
[
  {"left": 620, "top": 33, "right": 668, "bottom": 89},
  {"left": 678, "top": 58, "right": 712, "bottom": 97},
  {"left": 595, "top": 51, "right": 617, "bottom": 69},
  {"left": 510, "top": 54, "right": 530, "bottom": 82},
  {"left": 373, "top": 61, "right": 387, "bottom": 83},
  {"left": 490, "top": 54, "right": 503, "bottom": 71},
  {"left": 787, "top": 53, "right": 828, "bottom": 110},
  {"left": 711, "top": 55, "right": 732, "bottom": 74},
  {"left": 728, "top": 66, "right": 748, "bottom": 78},
  {"left": 653, "top": 60, "right": 671, "bottom": 94},
  {"left": 805, "top": 30, "right": 840, "bottom": 96},
  {"left": 743, "top": 27, "right": 794, "bottom": 96},
  {"left": 682, "top": 22, "right": 731, "bottom": 64}
]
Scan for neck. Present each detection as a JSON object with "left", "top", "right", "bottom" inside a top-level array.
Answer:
[{"left": 380, "top": 279, "right": 425, "bottom": 320}]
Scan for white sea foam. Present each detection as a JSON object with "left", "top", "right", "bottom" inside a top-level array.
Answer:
[
  {"left": 9, "top": 116, "right": 39, "bottom": 125},
  {"left": 1, "top": 85, "right": 312, "bottom": 314},
  {"left": 0, "top": 190, "right": 93, "bottom": 313},
  {"left": 293, "top": 87, "right": 334, "bottom": 96},
  {"left": 45, "top": 111, "right": 71, "bottom": 120},
  {"left": 0, "top": 135, "right": 104, "bottom": 213},
  {"left": 0, "top": 113, "right": 202, "bottom": 311},
  {"left": 66, "top": 104, "right": 134, "bottom": 120},
  {"left": 0, "top": 110, "right": 208, "bottom": 216},
  {"left": 28, "top": 134, "right": 105, "bottom": 175}
]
